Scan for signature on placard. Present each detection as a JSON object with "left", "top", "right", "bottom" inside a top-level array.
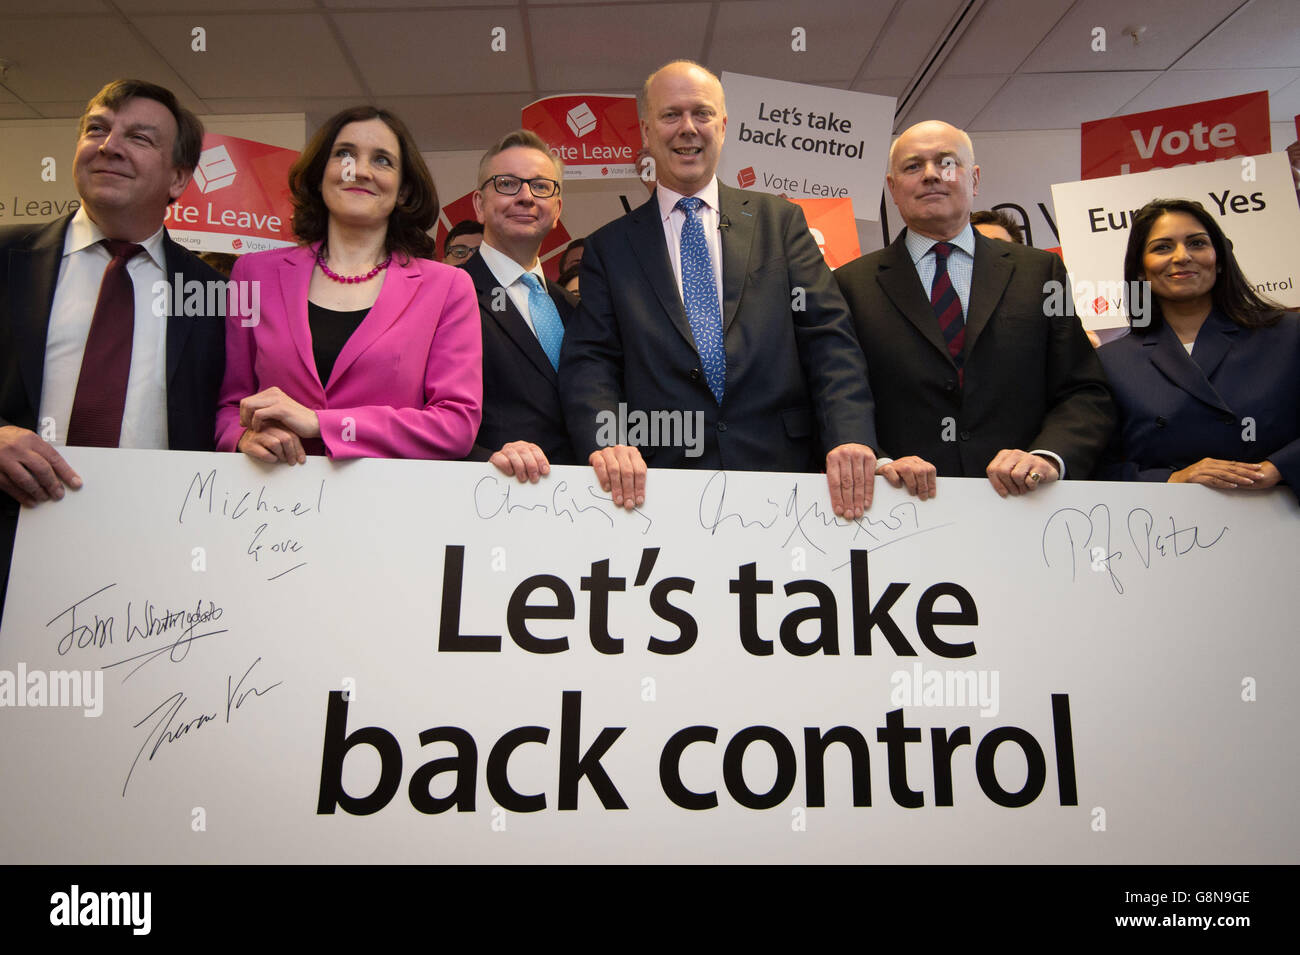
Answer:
[
  {"left": 472, "top": 475, "right": 653, "bottom": 534},
  {"left": 48, "top": 584, "right": 227, "bottom": 680},
  {"left": 122, "top": 656, "right": 281, "bottom": 796},
  {"left": 1041, "top": 503, "right": 1228, "bottom": 594},
  {"left": 696, "top": 471, "right": 955, "bottom": 559},
  {"left": 177, "top": 469, "right": 322, "bottom": 580}
]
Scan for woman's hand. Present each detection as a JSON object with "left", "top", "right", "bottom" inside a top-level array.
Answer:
[
  {"left": 239, "top": 387, "right": 321, "bottom": 439},
  {"left": 1238, "top": 460, "right": 1283, "bottom": 490},
  {"left": 237, "top": 426, "right": 307, "bottom": 465},
  {"left": 1169, "top": 458, "right": 1266, "bottom": 488}
]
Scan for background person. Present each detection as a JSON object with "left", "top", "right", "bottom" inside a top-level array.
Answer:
[
  {"left": 442, "top": 220, "right": 484, "bottom": 265},
  {"left": 216, "top": 105, "right": 481, "bottom": 463},
  {"left": 1098, "top": 198, "right": 1299, "bottom": 496}
]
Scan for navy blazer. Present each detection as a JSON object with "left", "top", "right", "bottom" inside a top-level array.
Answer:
[
  {"left": 462, "top": 250, "right": 578, "bottom": 465},
  {"left": 559, "top": 183, "right": 875, "bottom": 472},
  {"left": 835, "top": 231, "right": 1115, "bottom": 478},
  {"left": 1097, "top": 310, "right": 1300, "bottom": 495},
  {"left": 0, "top": 214, "right": 226, "bottom": 623}
]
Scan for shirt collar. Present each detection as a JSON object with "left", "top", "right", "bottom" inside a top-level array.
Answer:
[
  {"left": 655, "top": 177, "right": 721, "bottom": 223},
  {"left": 477, "top": 240, "right": 545, "bottom": 290},
  {"left": 904, "top": 223, "right": 975, "bottom": 266},
  {"left": 63, "top": 205, "right": 168, "bottom": 269}
]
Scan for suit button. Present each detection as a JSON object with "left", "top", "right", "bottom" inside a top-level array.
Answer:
[
  {"left": 1220, "top": 414, "right": 1234, "bottom": 425},
  {"left": 944, "top": 379, "right": 956, "bottom": 392},
  {"left": 717, "top": 421, "right": 728, "bottom": 432},
  {"left": 959, "top": 430, "right": 971, "bottom": 441},
  {"left": 1155, "top": 416, "right": 1167, "bottom": 428},
  {"left": 689, "top": 368, "right": 701, "bottom": 381}
]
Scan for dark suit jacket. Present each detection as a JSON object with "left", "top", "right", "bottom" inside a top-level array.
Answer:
[
  {"left": 835, "top": 231, "right": 1114, "bottom": 478},
  {"left": 462, "top": 250, "right": 578, "bottom": 465},
  {"left": 1097, "top": 310, "right": 1300, "bottom": 494},
  {"left": 0, "top": 214, "right": 226, "bottom": 622},
  {"left": 560, "top": 182, "right": 875, "bottom": 472}
]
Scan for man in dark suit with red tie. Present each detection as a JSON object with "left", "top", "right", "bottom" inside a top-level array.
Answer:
[
  {"left": 560, "top": 61, "right": 877, "bottom": 516},
  {"left": 0, "top": 79, "right": 225, "bottom": 624},
  {"left": 462, "top": 129, "right": 578, "bottom": 479},
  {"left": 835, "top": 120, "right": 1113, "bottom": 499}
]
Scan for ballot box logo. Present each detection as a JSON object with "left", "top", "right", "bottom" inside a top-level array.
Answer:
[
  {"left": 566, "top": 102, "right": 598, "bottom": 138},
  {"left": 737, "top": 166, "right": 757, "bottom": 188},
  {"left": 193, "top": 143, "right": 237, "bottom": 194}
]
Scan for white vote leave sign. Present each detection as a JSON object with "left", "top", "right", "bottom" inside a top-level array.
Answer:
[{"left": 0, "top": 449, "right": 1295, "bottom": 862}]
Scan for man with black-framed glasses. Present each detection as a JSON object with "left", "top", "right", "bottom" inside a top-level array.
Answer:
[
  {"left": 462, "top": 129, "right": 578, "bottom": 478},
  {"left": 441, "top": 219, "right": 484, "bottom": 265}
]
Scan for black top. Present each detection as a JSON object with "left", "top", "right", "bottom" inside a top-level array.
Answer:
[{"left": 308, "top": 302, "right": 369, "bottom": 385}]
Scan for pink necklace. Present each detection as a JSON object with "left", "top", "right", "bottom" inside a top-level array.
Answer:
[{"left": 316, "top": 247, "right": 391, "bottom": 284}]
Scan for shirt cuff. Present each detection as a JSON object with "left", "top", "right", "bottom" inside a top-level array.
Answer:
[{"left": 1030, "top": 449, "right": 1065, "bottom": 480}]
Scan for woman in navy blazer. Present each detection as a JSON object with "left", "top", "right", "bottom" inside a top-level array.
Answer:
[
  {"left": 216, "top": 106, "right": 481, "bottom": 463},
  {"left": 1098, "top": 198, "right": 1299, "bottom": 497}
]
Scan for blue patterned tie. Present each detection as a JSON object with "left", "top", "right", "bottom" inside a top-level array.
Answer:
[
  {"left": 677, "top": 196, "right": 725, "bottom": 403},
  {"left": 522, "top": 272, "right": 564, "bottom": 371}
]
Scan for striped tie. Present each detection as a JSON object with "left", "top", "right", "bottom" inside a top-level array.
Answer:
[{"left": 929, "top": 241, "right": 965, "bottom": 385}]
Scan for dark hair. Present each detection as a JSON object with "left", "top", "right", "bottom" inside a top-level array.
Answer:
[
  {"left": 81, "top": 79, "right": 204, "bottom": 172},
  {"left": 560, "top": 237, "right": 585, "bottom": 270},
  {"left": 558, "top": 263, "right": 581, "bottom": 289},
  {"left": 970, "top": 209, "right": 1023, "bottom": 244},
  {"left": 444, "top": 219, "right": 484, "bottom": 252},
  {"left": 289, "top": 105, "right": 437, "bottom": 261},
  {"left": 476, "top": 128, "right": 563, "bottom": 187},
  {"left": 1122, "top": 198, "right": 1281, "bottom": 333}
]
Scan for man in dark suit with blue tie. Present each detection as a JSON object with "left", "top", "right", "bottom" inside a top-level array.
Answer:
[
  {"left": 463, "top": 129, "right": 577, "bottom": 479},
  {"left": 835, "top": 120, "right": 1114, "bottom": 499},
  {"left": 560, "top": 61, "right": 878, "bottom": 516}
]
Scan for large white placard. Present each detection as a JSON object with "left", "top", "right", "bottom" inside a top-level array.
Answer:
[
  {"left": 719, "top": 72, "right": 894, "bottom": 217},
  {"left": 1050, "top": 152, "right": 1300, "bottom": 330},
  {"left": 0, "top": 450, "right": 1296, "bottom": 863}
]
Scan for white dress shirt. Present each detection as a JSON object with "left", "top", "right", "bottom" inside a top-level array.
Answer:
[
  {"left": 39, "top": 206, "right": 170, "bottom": 449},
  {"left": 477, "top": 241, "right": 553, "bottom": 339},
  {"left": 654, "top": 177, "right": 725, "bottom": 309}
]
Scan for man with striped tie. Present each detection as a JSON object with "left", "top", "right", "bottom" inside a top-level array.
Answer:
[{"left": 836, "top": 121, "right": 1113, "bottom": 499}]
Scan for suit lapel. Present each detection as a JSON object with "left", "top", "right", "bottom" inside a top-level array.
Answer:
[
  {"left": 6, "top": 216, "right": 68, "bottom": 417},
  {"left": 328, "top": 253, "right": 418, "bottom": 387},
  {"left": 1188, "top": 309, "right": 1238, "bottom": 380},
  {"left": 626, "top": 192, "right": 697, "bottom": 352},
  {"left": 279, "top": 246, "right": 323, "bottom": 390},
  {"left": 876, "top": 231, "right": 952, "bottom": 361},
  {"left": 1146, "top": 318, "right": 1234, "bottom": 415},
  {"left": 965, "top": 233, "right": 1013, "bottom": 355},
  {"left": 718, "top": 183, "right": 754, "bottom": 333},
  {"left": 162, "top": 232, "right": 196, "bottom": 387},
  {"left": 467, "top": 254, "right": 557, "bottom": 385}
]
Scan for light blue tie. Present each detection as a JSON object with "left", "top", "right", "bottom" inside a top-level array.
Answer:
[
  {"left": 521, "top": 272, "right": 564, "bottom": 371},
  {"left": 677, "top": 196, "right": 725, "bottom": 403}
]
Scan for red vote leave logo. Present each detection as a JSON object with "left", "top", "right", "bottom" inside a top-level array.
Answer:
[{"left": 737, "top": 166, "right": 757, "bottom": 188}]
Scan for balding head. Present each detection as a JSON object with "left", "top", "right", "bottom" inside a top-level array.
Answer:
[
  {"left": 886, "top": 120, "right": 981, "bottom": 241},
  {"left": 638, "top": 60, "right": 728, "bottom": 196}
]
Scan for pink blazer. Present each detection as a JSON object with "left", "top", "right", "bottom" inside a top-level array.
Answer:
[{"left": 215, "top": 244, "right": 482, "bottom": 459}]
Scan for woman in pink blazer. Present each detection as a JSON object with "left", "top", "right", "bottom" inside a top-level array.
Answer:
[{"left": 216, "top": 105, "right": 481, "bottom": 462}]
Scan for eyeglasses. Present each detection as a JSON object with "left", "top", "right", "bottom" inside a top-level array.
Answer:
[
  {"left": 480, "top": 175, "right": 561, "bottom": 199},
  {"left": 444, "top": 245, "right": 478, "bottom": 260}
]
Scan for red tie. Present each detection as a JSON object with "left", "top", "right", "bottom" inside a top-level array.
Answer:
[
  {"left": 930, "top": 241, "right": 966, "bottom": 386},
  {"left": 66, "top": 239, "right": 145, "bottom": 447}
]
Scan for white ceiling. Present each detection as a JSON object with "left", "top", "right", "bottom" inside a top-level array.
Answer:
[{"left": 0, "top": 0, "right": 1296, "bottom": 150}]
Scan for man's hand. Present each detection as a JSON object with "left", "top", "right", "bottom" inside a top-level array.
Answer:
[
  {"left": 826, "top": 443, "right": 877, "bottom": 518},
  {"left": 987, "top": 449, "right": 1059, "bottom": 497},
  {"left": 0, "top": 425, "right": 82, "bottom": 506},
  {"left": 491, "top": 441, "right": 551, "bottom": 483},
  {"left": 1169, "top": 457, "right": 1268, "bottom": 489},
  {"left": 239, "top": 387, "right": 321, "bottom": 439},
  {"left": 877, "top": 455, "right": 937, "bottom": 500},
  {"left": 237, "top": 425, "right": 307, "bottom": 465},
  {"left": 589, "top": 445, "right": 646, "bottom": 510}
]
